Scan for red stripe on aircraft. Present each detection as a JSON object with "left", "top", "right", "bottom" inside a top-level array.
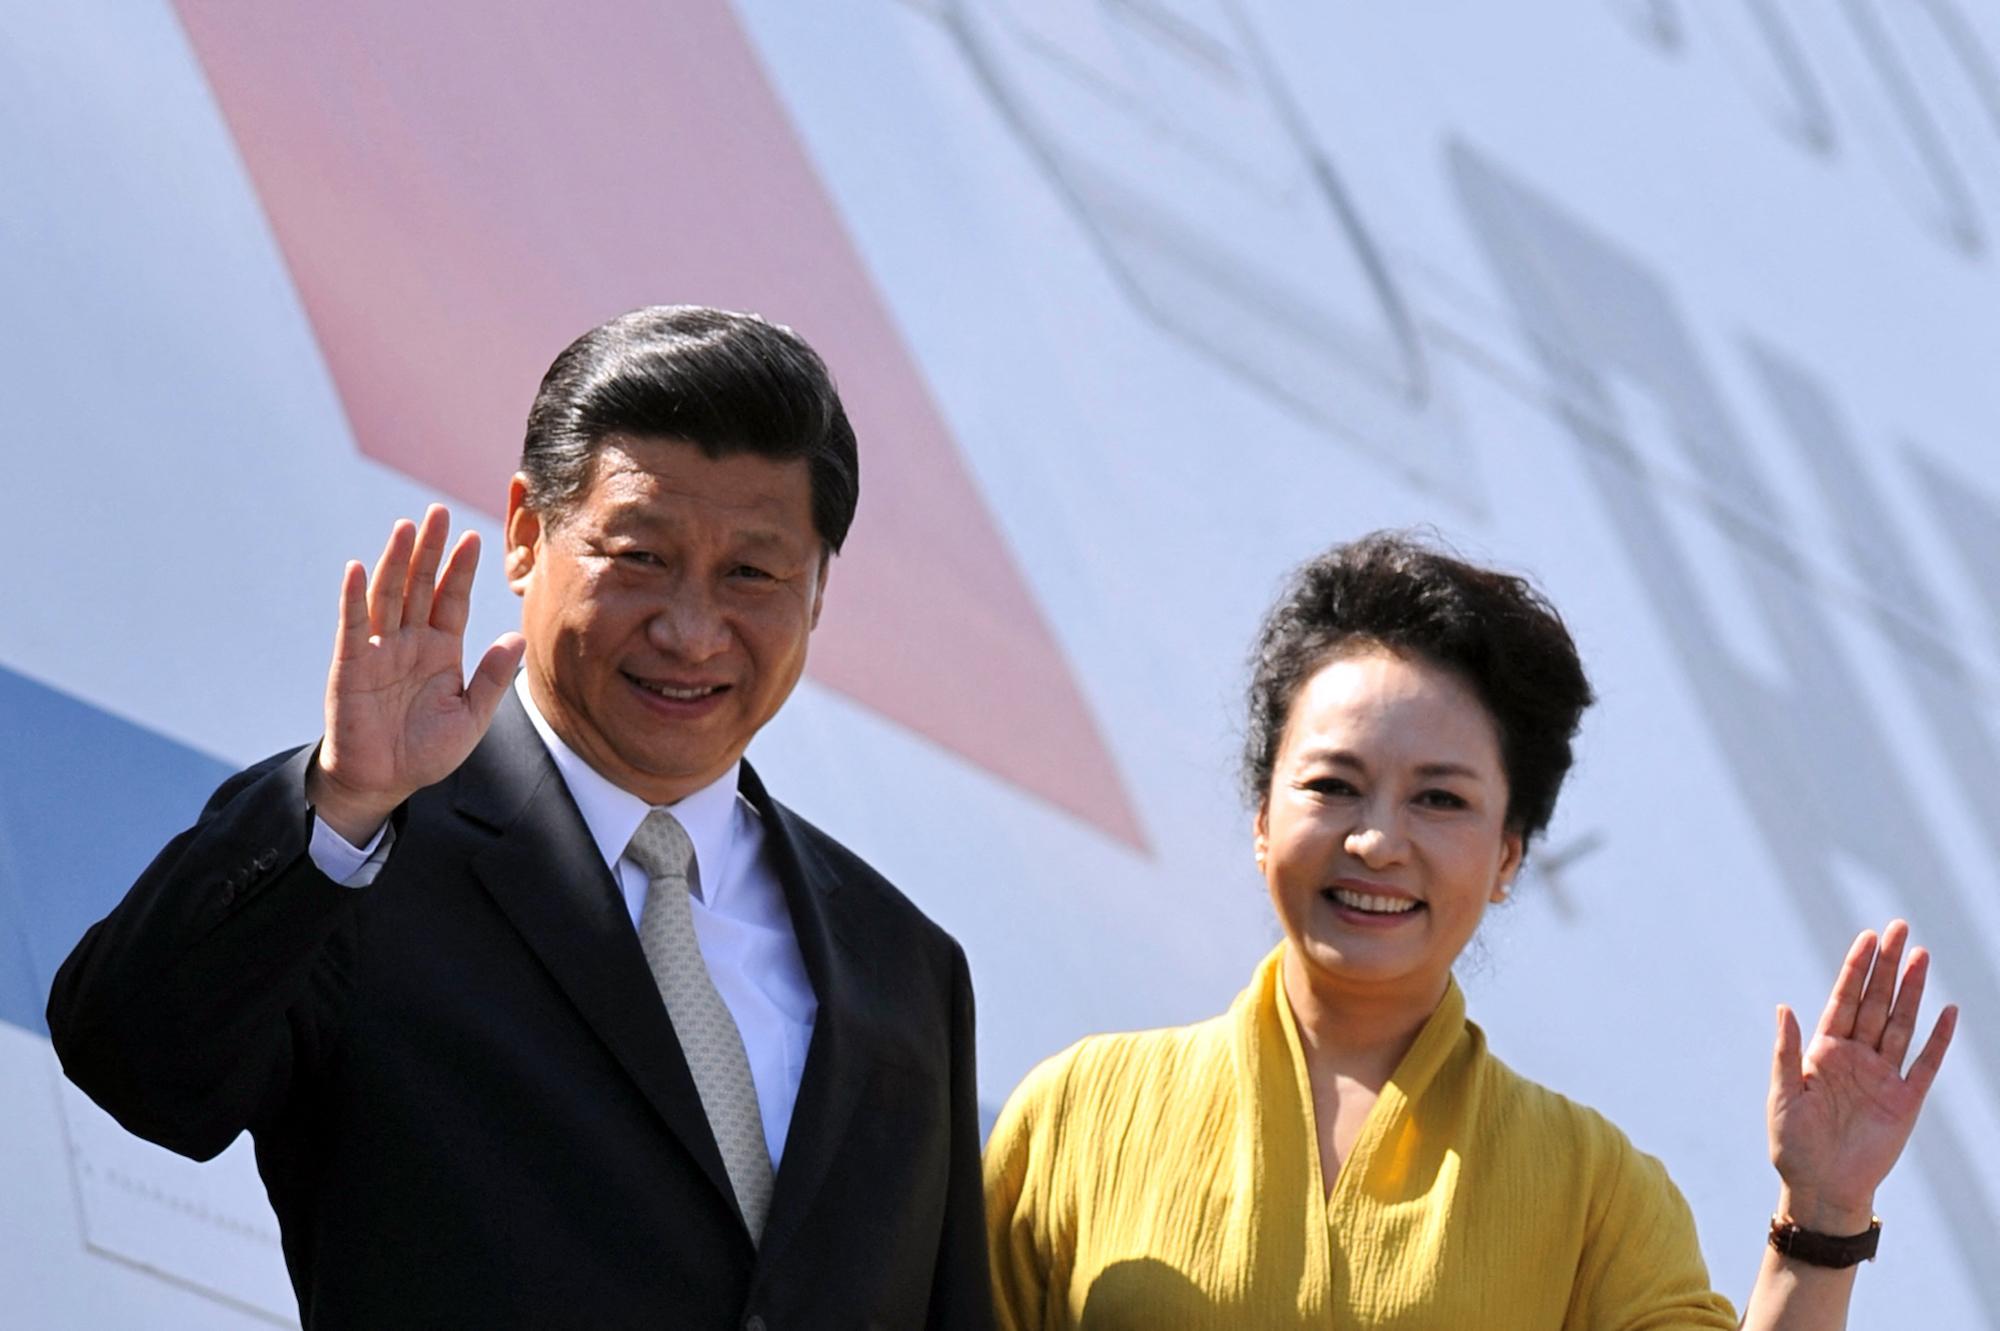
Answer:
[{"left": 171, "top": 0, "right": 1144, "bottom": 848}]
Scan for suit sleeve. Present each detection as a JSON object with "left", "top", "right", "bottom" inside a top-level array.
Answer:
[
  {"left": 926, "top": 938, "right": 998, "bottom": 1328},
  {"left": 45, "top": 743, "right": 370, "bottom": 1161}
]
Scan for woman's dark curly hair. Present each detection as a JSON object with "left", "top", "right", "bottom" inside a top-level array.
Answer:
[{"left": 1242, "top": 531, "right": 1595, "bottom": 850}]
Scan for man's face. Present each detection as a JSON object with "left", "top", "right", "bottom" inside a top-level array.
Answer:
[{"left": 505, "top": 435, "right": 826, "bottom": 804}]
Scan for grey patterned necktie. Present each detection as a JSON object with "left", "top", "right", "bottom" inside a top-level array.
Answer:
[{"left": 626, "top": 808, "right": 774, "bottom": 1240}]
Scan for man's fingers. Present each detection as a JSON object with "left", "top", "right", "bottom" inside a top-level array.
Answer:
[
  {"left": 1818, "top": 929, "right": 1877, "bottom": 1041},
  {"left": 333, "top": 561, "right": 369, "bottom": 661},
  {"left": 1853, "top": 919, "right": 1908, "bottom": 1047},
  {"left": 432, "top": 530, "right": 483, "bottom": 636},
  {"left": 1771, "top": 1004, "right": 1805, "bottom": 1103},
  {"left": 369, "top": 519, "right": 417, "bottom": 636},
  {"left": 1905, "top": 1004, "right": 1959, "bottom": 1099},
  {"left": 1879, "top": 947, "right": 1931, "bottom": 1070},
  {"left": 402, "top": 504, "right": 451, "bottom": 629},
  {"left": 465, "top": 634, "right": 528, "bottom": 725}
]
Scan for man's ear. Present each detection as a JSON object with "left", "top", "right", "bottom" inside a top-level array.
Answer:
[
  {"left": 503, "top": 474, "right": 541, "bottom": 595},
  {"left": 808, "top": 550, "right": 831, "bottom": 631},
  {"left": 1253, "top": 802, "right": 1270, "bottom": 874}
]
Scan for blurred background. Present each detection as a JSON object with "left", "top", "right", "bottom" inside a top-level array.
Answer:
[{"left": 2, "top": 1, "right": 1996, "bottom": 1324}]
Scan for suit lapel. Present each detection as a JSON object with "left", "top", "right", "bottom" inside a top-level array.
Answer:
[
  {"left": 453, "top": 695, "right": 744, "bottom": 1230},
  {"left": 741, "top": 765, "right": 890, "bottom": 1267}
]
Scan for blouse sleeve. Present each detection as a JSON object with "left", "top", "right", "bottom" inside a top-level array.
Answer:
[
  {"left": 1566, "top": 1124, "right": 1740, "bottom": 1331},
  {"left": 983, "top": 1047, "right": 1078, "bottom": 1331}
]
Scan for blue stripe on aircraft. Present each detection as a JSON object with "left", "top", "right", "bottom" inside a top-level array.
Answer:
[{"left": 0, "top": 667, "right": 232, "bottom": 1038}]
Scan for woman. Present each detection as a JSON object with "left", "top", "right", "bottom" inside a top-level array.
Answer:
[{"left": 985, "top": 532, "right": 1956, "bottom": 1329}]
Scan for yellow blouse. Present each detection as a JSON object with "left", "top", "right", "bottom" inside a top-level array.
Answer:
[{"left": 985, "top": 946, "right": 1738, "bottom": 1329}]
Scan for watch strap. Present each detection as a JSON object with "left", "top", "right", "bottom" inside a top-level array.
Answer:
[{"left": 1767, "top": 1214, "right": 1881, "bottom": 1268}]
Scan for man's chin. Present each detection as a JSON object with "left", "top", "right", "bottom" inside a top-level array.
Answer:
[{"left": 612, "top": 743, "right": 743, "bottom": 803}]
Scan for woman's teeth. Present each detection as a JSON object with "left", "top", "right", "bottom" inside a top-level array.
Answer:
[{"left": 1330, "top": 889, "right": 1420, "bottom": 914}]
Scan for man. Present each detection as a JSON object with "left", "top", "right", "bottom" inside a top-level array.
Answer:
[{"left": 48, "top": 307, "right": 993, "bottom": 1329}]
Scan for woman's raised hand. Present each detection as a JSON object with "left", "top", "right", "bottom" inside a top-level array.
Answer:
[
  {"left": 307, "top": 505, "right": 526, "bottom": 844},
  {"left": 1766, "top": 919, "right": 1957, "bottom": 1234}
]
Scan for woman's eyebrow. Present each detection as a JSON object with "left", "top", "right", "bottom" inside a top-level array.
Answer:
[
  {"left": 1414, "top": 762, "right": 1482, "bottom": 780},
  {"left": 1294, "top": 751, "right": 1483, "bottom": 780},
  {"left": 1293, "top": 747, "right": 1365, "bottom": 771}
]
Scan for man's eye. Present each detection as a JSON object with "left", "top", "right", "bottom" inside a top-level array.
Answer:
[
  {"left": 1416, "top": 789, "right": 1469, "bottom": 810},
  {"left": 730, "top": 564, "right": 774, "bottom": 581},
  {"left": 617, "top": 550, "right": 663, "bottom": 567}
]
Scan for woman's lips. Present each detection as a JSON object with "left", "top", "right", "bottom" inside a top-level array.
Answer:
[{"left": 1322, "top": 884, "right": 1425, "bottom": 925}]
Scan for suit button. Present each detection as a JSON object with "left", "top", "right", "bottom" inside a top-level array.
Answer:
[{"left": 743, "top": 1317, "right": 766, "bottom": 1331}]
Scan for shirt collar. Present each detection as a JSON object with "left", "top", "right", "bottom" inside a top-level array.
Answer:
[{"left": 514, "top": 673, "right": 741, "bottom": 904}]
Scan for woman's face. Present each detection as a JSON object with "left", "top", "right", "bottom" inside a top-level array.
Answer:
[{"left": 1256, "top": 646, "right": 1523, "bottom": 1009}]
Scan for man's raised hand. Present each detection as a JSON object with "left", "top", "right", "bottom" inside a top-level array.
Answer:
[{"left": 307, "top": 505, "right": 526, "bottom": 844}]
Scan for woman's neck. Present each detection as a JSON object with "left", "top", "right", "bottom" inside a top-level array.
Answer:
[{"left": 1280, "top": 945, "right": 1446, "bottom": 1089}]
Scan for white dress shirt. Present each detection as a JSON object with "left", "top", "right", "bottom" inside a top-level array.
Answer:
[{"left": 307, "top": 674, "right": 818, "bottom": 1166}]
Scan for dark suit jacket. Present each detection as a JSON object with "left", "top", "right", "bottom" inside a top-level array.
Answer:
[{"left": 47, "top": 694, "right": 993, "bottom": 1329}]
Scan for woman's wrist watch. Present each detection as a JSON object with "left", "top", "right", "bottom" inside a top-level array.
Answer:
[{"left": 1768, "top": 1214, "right": 1881, "bottom": 1268}]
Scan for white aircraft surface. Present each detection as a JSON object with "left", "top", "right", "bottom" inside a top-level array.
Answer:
[{"left": 2, "top": 2, "right": 1995, "bottom": 1325}]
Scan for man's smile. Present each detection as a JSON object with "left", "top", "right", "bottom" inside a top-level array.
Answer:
[{"left": 622, "top": 671, "right": 730, "bottom": 702}]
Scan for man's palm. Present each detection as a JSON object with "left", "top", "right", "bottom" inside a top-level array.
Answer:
[{"left": 312, "top": 505, "right": 525, "bottom": 841}]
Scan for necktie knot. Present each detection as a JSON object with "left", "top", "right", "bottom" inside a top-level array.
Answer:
[{"left": 626, "top": 808, "right": 695, "bottom": 889}]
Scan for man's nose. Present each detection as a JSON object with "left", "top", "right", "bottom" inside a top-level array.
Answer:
[{"left": 646, "top": 584, "right": 730, "bottom": 661}]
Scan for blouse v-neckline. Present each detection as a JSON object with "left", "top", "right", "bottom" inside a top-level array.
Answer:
[{"left": 1257, "top": 949, "right": 1471, "bottom": 1220}]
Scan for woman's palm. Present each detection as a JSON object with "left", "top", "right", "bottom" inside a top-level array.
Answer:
[{"left": 1767, "top": 921, "right": 1956, "bottom": 1219}]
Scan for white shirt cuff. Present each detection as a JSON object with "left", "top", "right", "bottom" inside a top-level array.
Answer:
[{"left": 309, "top": 814, "right": 395, "bottom": 887}]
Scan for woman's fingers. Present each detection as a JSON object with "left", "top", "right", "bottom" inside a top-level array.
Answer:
[
  {"left": 1852, "top": 919, "right": 1908, "bottom": 1048},
  {"left": 401, "top": 505, "right": 451, "bottom": 629},
  {"left": 1818, "top": 929, "right": 1878, "bottom": 1042},
  {"left": 1905, "top": 1005, "right": 1959, "bottom": 1099},
  {"left": 1878, "top": 947, "right": 1931, "bottom": 1070},
  {"left": 1770, "top": 1003, "right": 1805, "bottom": 1103}
]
